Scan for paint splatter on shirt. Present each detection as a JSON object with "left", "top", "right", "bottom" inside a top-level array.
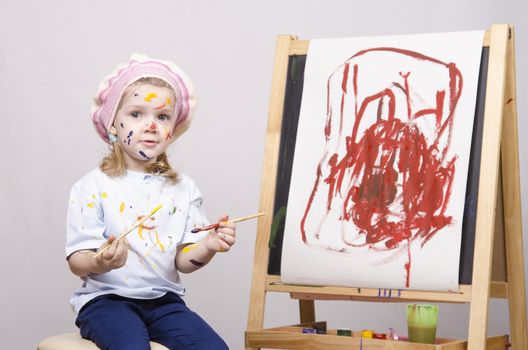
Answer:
[{"left": 65, "top": 167, "right": 209, "bottom": 314}]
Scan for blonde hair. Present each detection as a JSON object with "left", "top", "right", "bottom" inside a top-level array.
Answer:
[{"left": 99, "top": 77, "right": 179, "bottom": 182}]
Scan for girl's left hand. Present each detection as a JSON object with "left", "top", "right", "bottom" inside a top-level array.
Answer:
[{"left": 205, "top": 214, "right": 236, "bottom": 253}]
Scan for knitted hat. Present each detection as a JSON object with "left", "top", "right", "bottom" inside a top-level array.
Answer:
[{"left": 91, "top": 53, "right": 196, "bottom": 144}]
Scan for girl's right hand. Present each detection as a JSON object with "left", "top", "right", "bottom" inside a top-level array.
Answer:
[{"left": 94, "top": 235, "right": 128, "bottom": 272}]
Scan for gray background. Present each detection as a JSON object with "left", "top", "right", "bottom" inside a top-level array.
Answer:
[{"left": 1, "top": 1, "right": 526, "bottom": 349}]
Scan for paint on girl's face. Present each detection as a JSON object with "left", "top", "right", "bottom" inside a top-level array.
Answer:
[
  {"left": 158, "top": 124, "right": 172, "bottom": 141},
  {"left": 113, "top": 84, "right": 176, "bottom": 171},
  {"left": 153, "top": 94, "right": 171, "bottom": 109},
  {"left": 154, "top": 102, "right": 166, "bottom": 110},
  {"left": 138, "top": 150, "right": 151, "bottom": 159},
  {"left": 144, "top": 92, "right": 157, "bottom": 102},
  {"left": 144, "top": 92, "right": 169, "bottom": 110},
  {"left": 160, "top": 127, "right": 174, "bottom": 140}
]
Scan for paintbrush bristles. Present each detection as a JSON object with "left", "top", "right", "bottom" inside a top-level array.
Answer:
[
  {"left": 191, "top": 212, "right": 266, "bottom": 233},
  {"left": 148, "top": 204, "right": 163, "bottom": 216},
  {"left": 94, "top": 204, "right": 163, "bottom": 258}
]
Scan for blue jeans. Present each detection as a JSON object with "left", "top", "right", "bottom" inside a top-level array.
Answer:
[{"left": 76, "top": 293, "right": 228, "bottom": 350}]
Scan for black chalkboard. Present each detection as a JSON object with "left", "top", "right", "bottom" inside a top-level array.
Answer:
[{"left": 267, "top": 48, "right": 489, "bottom": 285}]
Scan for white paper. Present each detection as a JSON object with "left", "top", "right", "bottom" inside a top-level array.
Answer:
[{"left": 281, "top": 30, "right": 484, "bottom": 291}]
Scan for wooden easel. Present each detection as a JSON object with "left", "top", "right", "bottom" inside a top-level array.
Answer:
[{"left": 246, "top": 24, "right": 526, "bottom": 350}]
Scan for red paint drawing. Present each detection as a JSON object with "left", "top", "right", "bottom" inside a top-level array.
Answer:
[{"left": 300, "top": 48, "right": 463, "bottom": 287}]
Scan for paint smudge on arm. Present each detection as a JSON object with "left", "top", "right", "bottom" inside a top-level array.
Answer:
[
  {"left": 189, "top": 259, "right": 205, "bottom": 267},
  {"left": 181, "top": 243, "right": 198, "bottom": 253}
]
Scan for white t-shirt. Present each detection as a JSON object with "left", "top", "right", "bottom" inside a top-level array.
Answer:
[{"left": 66, "top": 168, "right": 209, "bottom": 313}]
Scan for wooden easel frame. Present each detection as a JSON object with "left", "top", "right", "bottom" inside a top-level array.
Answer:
[{"left": 246, "top": 24, "right": 526, "bottom": 350}]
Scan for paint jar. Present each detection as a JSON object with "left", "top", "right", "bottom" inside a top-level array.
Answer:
[
  {"left": 314, "top": 324, "right": 327, "bottom": 334},
  {"left": 373, "top": 333, "right": 387, "bottom": 339},
  {"left": 337, "top": 328, "right": 351, "bottom": 336},
  {"left": 406, "top": 304, "right": 439, "bottom": 344},
  {"left": 361, "top": 330, "right": 374, "bottom": 338},
  {"left": 301, "top": 327, "right": 316, "bottom": 334}
]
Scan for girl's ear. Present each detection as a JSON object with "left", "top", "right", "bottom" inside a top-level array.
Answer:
[{"left": 108, "top": 126, "right": 119, "bottom": 143}]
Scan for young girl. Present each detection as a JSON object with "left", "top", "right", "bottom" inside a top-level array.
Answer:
[{"left": 66, "top": 54, "right": 234, "bottom": 350}]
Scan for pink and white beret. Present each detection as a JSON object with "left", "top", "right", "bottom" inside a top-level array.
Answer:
[{"left": 90, "top": 53, "right": 196, "bottom": 144}]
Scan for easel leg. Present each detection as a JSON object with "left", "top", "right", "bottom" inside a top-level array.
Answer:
[
  {"left": 467, "top": 24, "right": 509, "bottom": 350},
  {"left": 246, "top": 35, "right": 298, "bottom": 350},
  {"left": 501, "top": 25, "right": 528, "bottom": 350}
]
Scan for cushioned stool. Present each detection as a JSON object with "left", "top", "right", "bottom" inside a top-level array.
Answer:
[{"left": 37, "top": 332, "right": 169, "bottom": 350}]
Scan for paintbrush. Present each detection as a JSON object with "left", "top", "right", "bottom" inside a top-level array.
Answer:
[
  {"left": 94, "top": 204, "right": 163, "bottom": 258},
  {"left": 190, "top": 212, "right": 266, "bottom": 233}
]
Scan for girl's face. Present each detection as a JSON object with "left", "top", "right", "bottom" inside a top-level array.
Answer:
[{"left": 110, "top": 83, "right": 176, "bottom": 172}]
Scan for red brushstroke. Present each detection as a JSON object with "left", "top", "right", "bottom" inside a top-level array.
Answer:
[{"left": 301, "top": 47, "right": 463, "bottom": 288}]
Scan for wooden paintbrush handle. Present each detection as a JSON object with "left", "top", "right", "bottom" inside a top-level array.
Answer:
[{"left": 94, "top": 204, "right": 163, "bottom": 258}]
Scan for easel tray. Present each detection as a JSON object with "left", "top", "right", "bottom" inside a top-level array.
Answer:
[{"left": 246, "top": 324, "right": 508, "bottom": 350}]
